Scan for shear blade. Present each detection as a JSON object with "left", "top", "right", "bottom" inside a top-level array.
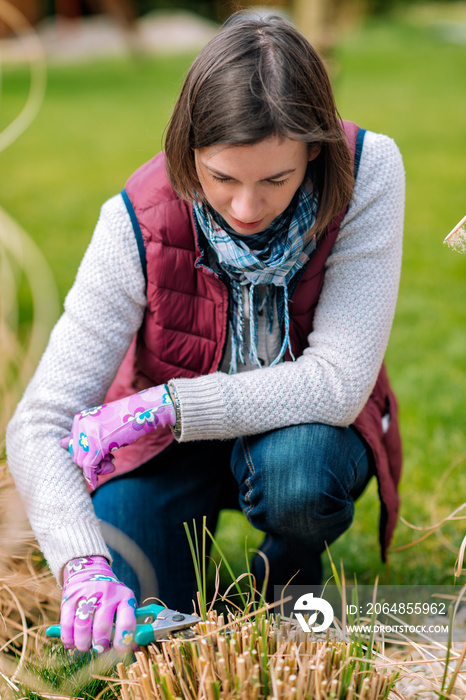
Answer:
[{"left": 151, "top": 610, "right": 199, "bottom": 639}]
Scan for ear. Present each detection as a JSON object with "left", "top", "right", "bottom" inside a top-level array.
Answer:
[{"left": 308, "top": 143, "right": 322, "bottom": 162}]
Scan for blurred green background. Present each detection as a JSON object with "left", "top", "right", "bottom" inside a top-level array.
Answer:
[{"left": 1, "top": 1, "right": 465, "bottom": 589}]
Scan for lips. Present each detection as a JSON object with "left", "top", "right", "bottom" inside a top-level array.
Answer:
[{"left": 230, "top": 216, "right": 265, "bottom": 230}]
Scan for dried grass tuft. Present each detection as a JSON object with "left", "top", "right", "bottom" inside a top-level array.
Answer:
[
  {"left": 0, "top": 461, "right": 61, "bottom": 691},
  {"left": 444, "top": 215, "right": 466, "bottom": 254},
  {"left": 112, "top": 611, "right": 399, "bottom": 700}
]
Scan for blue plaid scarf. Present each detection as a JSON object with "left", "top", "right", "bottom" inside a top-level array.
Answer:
[{"left": 193, "top": 178, "right": 319, "bottom": 372}]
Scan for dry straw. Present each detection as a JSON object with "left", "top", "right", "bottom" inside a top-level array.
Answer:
[
  {"left": 0, "top": 461, "right": 61, "bottom": 693},
  {"left": 389, "top": 452, "right": 466, "bottom": 579},
  {"left": 106, "top": 601, "right": 466, "bottom": 700},
  {"left": 99, "top": 522, "right": 466, "bottom": 700},
  {"left": 109, "top": 612, "right": 398, "bottom": 700},
  {"left": 443, "top": 215, "right": 466, "bottom": 253}
]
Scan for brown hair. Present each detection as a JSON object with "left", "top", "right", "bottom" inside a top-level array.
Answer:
[{"left": 164, "top": 13, "right": 354, "bottom": 240}]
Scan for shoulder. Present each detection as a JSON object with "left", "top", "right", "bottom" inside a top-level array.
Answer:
[
  {"left": 81, "top": 194, "right": 146, "bottom": 287},
  {"left": 337, "top": 130, "right": 405, "bottom": 251},
  {"left": 125, "top": 151, "right": 180, "bottom": 208},
  {"left": 358, "top": 130, "right": 404, "bottom": 184},
  {"left": 123, "top": 152, "right": 194, "bottom": 244},
  {"left": 100, "top": 192, "right": 132, "bottom": 225}
]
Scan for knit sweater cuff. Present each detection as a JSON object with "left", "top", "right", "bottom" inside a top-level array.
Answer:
[
  {"left": 168, "top": 374, "right": 227, "bottom": 442},
  {"left": 43, "top": 520, "right": 111, "bottom": 586}
]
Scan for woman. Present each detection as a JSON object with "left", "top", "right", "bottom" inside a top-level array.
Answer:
[{"left": 6, "top": 13, "right": 404, "bottom": 653}]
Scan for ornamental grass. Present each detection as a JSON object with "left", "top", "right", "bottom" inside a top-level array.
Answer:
[
  {"left": 0, "top": 506, "right": 464, "bottom": 699},
  {"left": 0, "top": 551, "right": 465, "bottom": 699},
  {"left": 113, "top": 614, "right": 398, "bottom": 700}
]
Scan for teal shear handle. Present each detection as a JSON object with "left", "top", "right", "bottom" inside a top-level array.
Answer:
[
  {"left": 45, "top": 603, "right": 198, "bottom": 646},
  {"left": 134, "top": 603, "right": 168, "bottom": 645},
  {"left": 45, "top": 623, "right": 62, "bottom": 638}
]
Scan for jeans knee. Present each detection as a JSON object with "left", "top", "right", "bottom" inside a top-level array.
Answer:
[
  {"left": 265, "top": 476, "right": 355, "bottom": 546},
  {"left": 232, "top": 424, "right": 367, "bottom": 547}
]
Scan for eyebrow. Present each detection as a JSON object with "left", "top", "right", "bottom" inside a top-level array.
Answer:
[{"left": 204, "top": 165, "right": 297, "bottom": 181}]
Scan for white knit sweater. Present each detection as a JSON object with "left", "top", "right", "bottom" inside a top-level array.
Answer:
[{"left": 6, "top": 131, "right": 405, "bottom": 583}]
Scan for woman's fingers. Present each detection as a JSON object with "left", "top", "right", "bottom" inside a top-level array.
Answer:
[
  {"left": 60, "top": 436, "right": 70, "bottom": 449},
  {"left": 90, "top": 604, "right": 115, "bottom": 653},
  {"left": 112, "top": 599, "right": 137, "bottom": 653},
  {"left": 59, "top": 599, "right": 76, "bottom": 649}
]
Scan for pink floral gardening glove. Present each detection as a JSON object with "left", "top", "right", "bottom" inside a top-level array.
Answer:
[
  {"left": 61, "top": 384, "right": 176, "bottom": 489},
  {"left": 60, "top": 556, "right": 137, "bottom": 653}
]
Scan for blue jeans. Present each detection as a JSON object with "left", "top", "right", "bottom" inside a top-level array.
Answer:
[{"left": 92, "top": 424, "right": 371, "bottom": 610}]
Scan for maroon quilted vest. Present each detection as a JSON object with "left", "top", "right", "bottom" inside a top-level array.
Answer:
[{"left": 103, "top": 121, "right": 402, "bottom": 559}]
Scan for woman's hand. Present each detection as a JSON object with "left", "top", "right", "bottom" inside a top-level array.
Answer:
[
  {"left": 61, "top": 385, "right": 176, "bottom": 488},
  {"left": 60, "top": 556, "right": 137, "bottom": 653}
]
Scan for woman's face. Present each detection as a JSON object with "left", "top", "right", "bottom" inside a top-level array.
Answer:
[{"left": 194, "top": 136, "right": 320, "bottom": 235}]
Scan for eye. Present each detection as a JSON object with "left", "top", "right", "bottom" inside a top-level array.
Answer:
[
  {"left": 269, "top": 179, "right": 288, "bottom": 187},
  {"left": 211, "top": 174, "right": 231, "bottom": 183}
]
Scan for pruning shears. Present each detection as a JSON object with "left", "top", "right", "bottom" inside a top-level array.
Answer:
[{"left": 46, "top": 603, "right": 199, "bottom": 646}]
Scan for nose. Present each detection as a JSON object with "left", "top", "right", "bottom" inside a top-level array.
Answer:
[{"left": 231, "top": 187, "right": 263, "bottom": 223}]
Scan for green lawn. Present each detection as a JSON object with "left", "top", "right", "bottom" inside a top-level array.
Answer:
[
  {"left": 2, "top": 13, "right": 465, "bottom": 590},
  {"left": 330, "top": 15, "right": 466, "bottom": 585}
]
